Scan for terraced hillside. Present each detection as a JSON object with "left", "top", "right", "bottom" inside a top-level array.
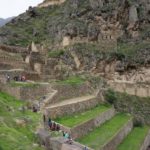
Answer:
[
  {"left": 77, "top": 113, "right": 132, "bottom": 150},
  {"left": 0, "top": 74, "right": 149, "bottom": 150},
  {"left": 0, "top": 92, "right": 43, "bottom": 150},
  {"left": 117, "top": 126, "right": 150, "bottom": 150},
  {"left": 42, "top": 83, "right": 150, "bottom": 150}
]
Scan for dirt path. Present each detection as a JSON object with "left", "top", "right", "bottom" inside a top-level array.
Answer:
[{"left": 47, "top": 95, "right": 96, "bottom": 108}]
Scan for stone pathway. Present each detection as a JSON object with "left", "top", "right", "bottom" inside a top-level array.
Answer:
[
  {"left": 40, "top": 89, "right": 57, "bottom": 110},
  {"left": 46, "top": 95, "right": 96, "bottom": 109}
]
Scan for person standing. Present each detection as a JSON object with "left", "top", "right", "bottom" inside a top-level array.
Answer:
[{"left": 6, "top": 74, "right": 10, "bottom": 82}]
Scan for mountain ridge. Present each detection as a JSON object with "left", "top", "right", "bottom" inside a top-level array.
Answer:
[{"left": 0, "top": 17, "right": 14, "bottom": 27}]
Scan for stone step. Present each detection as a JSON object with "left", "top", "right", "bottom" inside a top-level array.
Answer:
[
  {"left": 77, "top": 113, "right": 133, "bottom": 150},
  {"left": 40, "top": 89, "right": 57, "bottom": 110},
  {"left": 45, "top": 94, "right": 101, "bottom": 119},
  {"left": 56, "top": 105, "right": 116, "bottom": 139},
  {"left": 117, "top": 126, "right": 150, "bottom": 150},
  {"left": 49, "top": 137, "right": 88, "bottom": 150}
]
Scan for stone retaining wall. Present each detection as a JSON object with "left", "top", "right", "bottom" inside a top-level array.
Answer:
[
  {"left": 71, "top": 108, "right": 116, "bottom": 139},
  {"left": 140, "top": 130, "right": 150, "bottom": 150},
  {"left": 101, "top": 118, "right": 133, "bottom": 150},
  {"left": 49, "top": 137, "right": 92, "bottom": 150},
  {"left": 109, "top": 81, "right": 150, "bottom": 97},
  {"left": 20, "top": 84, "right": 51, "bottom": 101},
  {"left": 46, "top": 96, "right": 101, "bottom": 119},
  {"left": 0, "top": 70, "right": 40, "bottom": 82},
  {"left": 0, "top": 83, "right": 51, "bottom": 101},
  {"left": 47, "top": 82, "right": 93, "bottom": 104},
  {"left": 59, "top": 108, "right": 116, "bottom": 139},
  {"left": 0, "top": 84, "right": 21, "bottom": 98}
]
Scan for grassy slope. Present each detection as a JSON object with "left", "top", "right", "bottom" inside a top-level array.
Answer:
[
  {"left": 77, "top": 113, "right": 131, "bottom": 150},
  {"left": 9, "top": 81, "right": 39, "bottom": 88},
  {"left": 55, "top": 76, "right": 85, "bottom": 86},
  {"left": 55, "top": 104, "right": 111, "bottom": 127},
  {"left": 0, "top": 92, "right": 43, "bottom": 150},
  {"left": 117, "top": 126, "right": 149, "bottom": 150}
]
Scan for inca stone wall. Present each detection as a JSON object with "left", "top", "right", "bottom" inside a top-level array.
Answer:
[
  {"left": 46, "top": 96, "right": 101, "bottom": 119},
  {"left": 47, "top": 83, "right": 93, "bottom": 104},
  {"left": 108, "top": 81, "right": 150, "bottom": 97},
  {"left": 0, "top": 83, "right": 51, "bottom": 101}
]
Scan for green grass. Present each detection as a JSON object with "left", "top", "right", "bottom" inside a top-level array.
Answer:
[
  {"left": 77, "top": 113, "right": 132, "bottom": 150},
  {"left": 0, "top": 92, "right": 43, "bottom": 150},
  {"left": 48, "top": 50, "right": 64, "bottom": 58},
  {"left": 9, "top": 81, "right": 39, "bottom": 88},
  {"left": 55, "top": 76, "right": 85, "bottom": 86},
  {"left": 55, "top": 104, "right": 111, "bottom": 128},
  {"left": 117, "top": 126, "right": 149, "bottom": 150}
]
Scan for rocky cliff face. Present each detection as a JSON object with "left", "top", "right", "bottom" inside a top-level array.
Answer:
[
  {"left": 0, "top": 0, "right": 149, "bottom": 82},
  {"left": 0, "top": 0, "right": 149, "bottom": 45}
]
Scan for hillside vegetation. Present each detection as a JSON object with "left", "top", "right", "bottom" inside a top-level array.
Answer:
[
  {"left": 0, "top": 0, "right": 149, "bottom": 47},
  {"left": 105, "top": 89, "right": 150, "bottom": 125},
  {"left": 0, "top": 92, "right": 43, "bottom": 150}
]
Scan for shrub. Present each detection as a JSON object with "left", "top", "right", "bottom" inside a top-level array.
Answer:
[
  {"left": 48, "top": 50, "right": 64, "bottom": 58},
  {"left": 105, "top": 89, "right": 117, "bottom": 104},
  {"left": 133, "top": 116, "right": 145, "bottom": 127}
]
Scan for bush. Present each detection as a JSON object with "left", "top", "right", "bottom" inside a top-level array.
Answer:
[
  {"left": 48, "top": 50, "right": 64, "bottom": 58},
  {"left": 105, "top": 89, "right": 117, "bottom": 104},
  {"left": 0, "top": 145, "right": 3, "bottom": 150},
  {"left": 133, "top": 116, "right": 145, "bottom": 127}
]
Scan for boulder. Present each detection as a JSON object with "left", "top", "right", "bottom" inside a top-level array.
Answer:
[
  {"left": 15, "top": 119, "right": 26, "bottom": 127},
  {"left": 129, "top": 5, "right": 138, "bottom": 23}
]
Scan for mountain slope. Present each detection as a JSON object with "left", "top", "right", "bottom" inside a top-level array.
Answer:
[
  {"left": 0, "top": 17, "right": 14, "bottom": 27},
  {"left": 0, "top": 0, "right": 149, "bottom": 46},
  {"left": 0, "top": 0, "right": 149, "bottom": 81},
  {"left": 0, "top": 92, "right": 43, "bottom": 150}
]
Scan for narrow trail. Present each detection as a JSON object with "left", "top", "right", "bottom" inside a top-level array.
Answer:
[{"left": 46, "top": 95, "right": 96, "bottom": 109}]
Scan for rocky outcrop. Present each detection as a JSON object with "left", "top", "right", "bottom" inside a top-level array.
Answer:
[
  {"left": 0, "top": 0, "right": 149, "bottom": 84},
  {"left": 0, "top": 0, "right": 149, "bottom": 46}
]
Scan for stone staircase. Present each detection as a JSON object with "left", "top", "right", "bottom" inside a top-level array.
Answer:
[{"left": 40, "top": 89, "right": 57, "bottom": 111}]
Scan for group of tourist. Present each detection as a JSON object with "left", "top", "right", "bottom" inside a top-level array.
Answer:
[
  {"left": 45, "top": 117, "right": 73, "bottom": 144},
  {"left": 48, "top": 118, "right": 60, "bottom": 131},
  {"left": 5, "top": 74, "right": 26, "bottom": 82}
]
